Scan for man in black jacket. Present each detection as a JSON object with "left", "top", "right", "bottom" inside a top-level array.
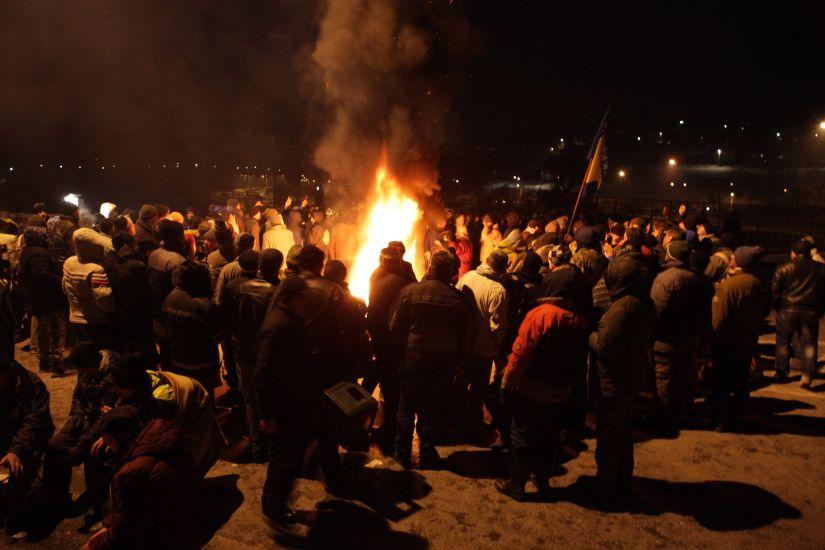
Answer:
[
  {"left": 390, "top": 250, "right": 472, "bottom": 467},
  {"left": 39, "top": 342, "right": 116, "bottom": 518},
  {"left": 0, "top": 353, "right": 55, "bottom": 536},
  {"left": 367, "top": 247, "right": 416, "bottom": 452},
  {"left": 235, "top": 249, "right": 282, "bottom": 462},
  {"left": 589, "top": 256, "right": 656, "bottom": 498},
  {"left": 254, "top": 276, "right": 313, "bottom": 523},
  {"left": 108, "top": 233, "right": 154, "bottom": 361},
  {"left": 18, "top": 223, "right": 68, "bottom": 376},
  {"left": 772, "top": 240, "right": 825, "bottom": 388}
]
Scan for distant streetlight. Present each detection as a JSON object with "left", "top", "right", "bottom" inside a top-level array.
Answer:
[
  {"left": 670, "top": 182, "right": 675, "bottom": 187},
  {"left": 776, "top": 131, "right": 781, "bottom": 138},
  {"left": 730, "top": 181, "right": 734, "bottom": 187},
  {"left": 668, "top": 158, "right": 677, "bottom": 166},
  {"left": 723, "top": 124, "right": 728, "bottom": 129},
  {"left": 58, "top": 164, "right": 63, "bottom": 169},
  {"left": 679, "top": 120, "right": 684, "bottom": 125},
  {"left": 618, "top": 170, "right": 626, "bottom": 178},
  {"left": 8, "top": 167, "right": 13, "bottom": 172},
  {"left": 730, "top": 192, "right": 735, "bottom": 197},
  {"left": 682, "top": 182, "right": 687, "bottom": 187},
  {"left": 819, "top": 121, "right": 825, "bottom": 130},
  {"left": 636, "top": 136, "right": 641, "bottom": 142},
  {"left": 717, "top": 148, "right": 722, "bottom": 164},
  {"left": 783, "top": 188, "right": 788, "bottom": 193}
]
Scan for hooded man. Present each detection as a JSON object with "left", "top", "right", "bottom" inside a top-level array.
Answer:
[
  {"left": 771, "top": 240, "right": 825, "bottom": 388},
  {"left": 133, "top": 204, "right": 159, "bottom": 260},
  {"left": 589, "top": 256, "right": 656, "bottom": 498},
  {"left": 85, "top": 405, "right": 199, "bottom": 550},
  {"left": 261, "top": 212, "right": 296, "bottom": 267},
  {"left": 108, "top": 233, "right": 154, "bottom": 360},
  {"left": 711, "top": 246, "right": 768, "bottom": 430},
  {"left": 19, "top": 223, "right": 68, "bottom": 376},
  {"left": 495, "top": 267, "right": 589, "bottom": 501},
  {"left": 62, "top": 228, "right": 118, "bottom": 350},
  {"left": 649, "top": 240, "right": 713, "bottom": 430},
  {"left": 456, "top": 249, "right": 509, "bottom": 440}
]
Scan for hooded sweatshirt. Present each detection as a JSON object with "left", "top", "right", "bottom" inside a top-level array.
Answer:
[{"left": 62, "top": 228, "right": 116, "bottom": 324}]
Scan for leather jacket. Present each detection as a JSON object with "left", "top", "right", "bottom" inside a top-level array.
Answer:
[{"left": 771, "top": 256, "right": 825, "bottom": 314}]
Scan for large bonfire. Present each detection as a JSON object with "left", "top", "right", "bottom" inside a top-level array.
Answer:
[{"left": 347, "top": 162, "right": 423, "bottom": 302}]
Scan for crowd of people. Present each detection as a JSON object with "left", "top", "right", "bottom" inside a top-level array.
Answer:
[{"left": 0, "top": 195, "right": 823, "bottom": 546}]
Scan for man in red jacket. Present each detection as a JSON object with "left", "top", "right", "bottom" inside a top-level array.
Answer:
[
  {"left": 85, "top": 405, "right": 199, "bottom": 550},
  {"left": 495, "top": 278, "right": 589, "bottom": 501}
]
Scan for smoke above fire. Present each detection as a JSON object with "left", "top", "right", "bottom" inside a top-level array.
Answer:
[{"left": 309, "top": 0, "right": 471, "bottom": 200}]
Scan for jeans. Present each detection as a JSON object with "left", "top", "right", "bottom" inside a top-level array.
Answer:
[
  {"left": 775, "top": 309, "right": 819, "bottom": 379},
  {"left": 396, "top": 368, "right": 451, "bottom": 458},
  {"left": 237, "top": 361, "right": 263, "bottom": 454},
  {"left": 41, "top": 428, "right": 107, "bottom": 514}
]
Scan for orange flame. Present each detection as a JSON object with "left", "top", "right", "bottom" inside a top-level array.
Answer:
[{"left": 348, "top": 165, "right": 422, "bottom": 302}]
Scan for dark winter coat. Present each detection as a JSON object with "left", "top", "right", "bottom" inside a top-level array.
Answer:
[
  {"left": 234, "top": 277, "right": 278, "bottom": 367},
  {"left": 771, "top": 256, "right": 825, "bottom": 314},
  {"left": 0, "top": 362, "right": 54, "bottom": 459},
  {"left": 298, "top": 272, "right": 352, "bottom": 385},
  {"left": 18, "top": 234, "right": 66, "bottom": 315},
  {"left": 390, "top": 277, "right": 473, "bottom": 372},
  {"left": 61, "top": 363, "right": 117, "bottom": 454},
  {"left": 46, "top": 214, "right": 77, "bottom": 266},
  {"left": 147, "top": 247, "right": 186, "bottom": 336},
  {"left": 712, "top": 269, "right": 769, "bottom": 353},
  {"left": 108, "top": 246, "right": 153, "bottom": 339},
  {"left": 368, "top": 262, "right": 415, "bottom": 359},
  {"left": 650, "top": 261, "right": 713, "bottom": 349},
  {"left": 588, "top": 257, "right": 656, "bottom": 397},
  {"left": 133, "top": 219, "right": 159, "bottom": 259},
  {"left": 90, "top": 418, "right": 199, "bottom": 550},
  {"left": 163, "top": 288, "right": 221, "bottom": 370},
  {"left": 254, "top": 305, "right": 312, "bottom": 420}
]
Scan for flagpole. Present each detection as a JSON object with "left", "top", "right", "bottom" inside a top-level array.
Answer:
[{"left": 565, "top": 108, "right": 610, "bottom": 238}]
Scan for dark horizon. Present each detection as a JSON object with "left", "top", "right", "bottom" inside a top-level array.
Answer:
[{"left": 1, "top": 1, "right": 823, "bottom": 206}]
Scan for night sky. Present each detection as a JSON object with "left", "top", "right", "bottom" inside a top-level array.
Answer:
[{"left": 1, "top": 1, "right": 823, "bottom": 187}]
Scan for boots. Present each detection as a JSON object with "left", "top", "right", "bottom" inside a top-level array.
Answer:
[
  {"left": 532, "top": 449, "right": 557, "bottom": 498},
  {"left": 494, "top": 447, "right": 530, "bottom": 502}
]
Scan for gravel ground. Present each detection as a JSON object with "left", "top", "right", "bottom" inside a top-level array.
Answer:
[{"left": 13, "top": 327, "right": 825, "bottom": 550}]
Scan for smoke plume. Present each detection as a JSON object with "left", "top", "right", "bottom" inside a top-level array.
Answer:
[{"left": 309, "top": 0, "right": 470, "bottom": 201}]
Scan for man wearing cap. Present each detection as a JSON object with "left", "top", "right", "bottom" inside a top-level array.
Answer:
[
  {"left": 771, "top": 240, "right": 825, "bottom": 388},
  {"left": 711, "top": 246, "right": 769, "bottom": 430},
  {"left": 650, "top": 240, "right": 714, "bottom": 431},
  {"left": 39, "top": 343, "right": 115, "bottom": 519},
  {"left": 134, "top": 204, "right": 159, "bottom": 260},
  {"left": 0, "top": 353, "right": 54, "bottom": 538}
]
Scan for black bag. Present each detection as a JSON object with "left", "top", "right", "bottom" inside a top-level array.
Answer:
[{"left": 322, "top": 381, "right": 378, "bottom": 451}]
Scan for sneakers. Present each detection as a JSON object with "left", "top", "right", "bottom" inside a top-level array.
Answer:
[{"left": 800, "top": 375, "right": 812, "bottom": 390}]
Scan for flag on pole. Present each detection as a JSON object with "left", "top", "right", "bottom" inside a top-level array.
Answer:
[{"left": 566, "top": 109, "right": 609, "bottom": 236}]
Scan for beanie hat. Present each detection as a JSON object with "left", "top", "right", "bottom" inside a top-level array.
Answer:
[
  {"left": 65, "top": 341, "right": 100, "bottom": 370},
  {"left": 238, "top": 250, "right": 260, "bottom": 273},
  {"left": 260, "top": 248, "right": 284, "bottom": 274},
  {"left": 734, "top": 245, "right": 764, "bottom": 269},
  {"left": 380, "top": 247, "right": 401, "bottom": 264},
  {"left": 139, "top": 204, "right": 158, "bottom": 221},
  {"left": 574, "top": 226, "right": 601, "bottom": 250},
  {"left": 158, "top": 219, "right": 184, "bottom": 245},
  {"left": 324, "top": 260, "right": 347, "bottom": 285},
  {"left": 665, "top": 240, "right": 691, "bottom": 263}
]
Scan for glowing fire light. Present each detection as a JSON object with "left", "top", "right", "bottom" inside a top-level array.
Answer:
[{"left": 348, "top": 165, "right": 422, "bottom": 302}]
